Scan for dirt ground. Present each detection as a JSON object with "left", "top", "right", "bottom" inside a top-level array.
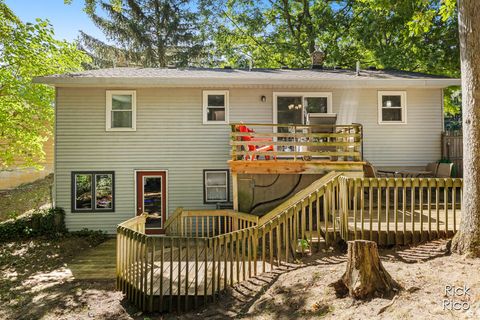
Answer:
[
  {"left": 1, "top": 238, "right": 479, "bottom": 320},
  {"left": 0, "top": 235, "right": 132, "bottom": 320}
]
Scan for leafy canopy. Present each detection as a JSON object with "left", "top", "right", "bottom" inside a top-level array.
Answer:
[
  {"left": 201, "top": 0, "right": 459, "bottom": 77},
  {"left": 0, "top": 1, "right": 89, "bottom": 169}
]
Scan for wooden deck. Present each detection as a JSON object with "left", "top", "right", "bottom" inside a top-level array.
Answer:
[
  {"left": 137, "top": 258, "right": 272, "bottom": 296},
  {"left": 117, "top": 173, "right": 463, "bottom": 313},
  {"left": 68, "top": 238, "right": 116, "bottom": 280},
  {"left": 343, "top": 207, "right": 461, "bottom": 245}
]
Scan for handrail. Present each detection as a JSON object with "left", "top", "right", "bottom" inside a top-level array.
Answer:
[
  {"left": 258, "top": 171, "right": 342, "bottom": 226},
  {"left": 163, "top": 206, "right": 183, "bottom": 230}
]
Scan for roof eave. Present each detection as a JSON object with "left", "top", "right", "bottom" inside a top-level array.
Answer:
[{"left": 32, "top": 76, "right": 461, "bottom": 88}]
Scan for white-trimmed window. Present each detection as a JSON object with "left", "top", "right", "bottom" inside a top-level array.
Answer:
[
  {"left": 106, "top": 90, "right": 136, "bottom": 131},
  {"left": 203, "top": 90, "right": 229, "bottom": 124},
  {"left": 378, "top": 91, "right": 407, "bottom": 124},
  {"left": 203, "top": 169, "right": 230, "bottom": 203}
]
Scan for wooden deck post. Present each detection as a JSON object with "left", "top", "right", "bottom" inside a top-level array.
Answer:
[{"left": 232, "top": 171, "right": 239, "bottom": 212}]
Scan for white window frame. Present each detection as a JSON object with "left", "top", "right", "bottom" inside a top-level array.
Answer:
[
  {"left": 106, "top": 90, "right": 137, "bottom": 131},
  {"left": 378, "top": 91, "right": 407, "bottom": 125},
  {"left": 273, "top": 92, "right": 333, "bottom": 125},
  {"left": 204, "top": 170, "right": 229, "bottom": 203},
  {"left": 203, "top": 90, "right": 229, "bottom": 125}
]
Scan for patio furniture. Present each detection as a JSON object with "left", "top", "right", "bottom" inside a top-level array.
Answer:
[
  {"left": 363, "top": 162, "right": 397, "bottom": 178},
  {"left": 307, "top": 113, "right": 338, "bottom": 160},
  {"left": 237, "top": 124, "right": 275, "bottom": 160},
  {"left": 436, "top": 162, "right": 454, "bottom": 178}
]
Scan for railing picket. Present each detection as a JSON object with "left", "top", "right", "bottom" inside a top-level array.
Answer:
[
  {"left": 369, "top": 182, "right": 373, "bottom": 241},
  {"left": 261, "top": 227, "right": 266, "bottom": 273},
  {"left": 353, "top": 178, "right": 358, "bottom": 239},
  {"left": 194, "top": 237, "right": 198, "bottom": 309},
  {"left": 444, "top": 179, "right": 449, "bottom": 237},
  {"left": 169, "top": 237, "right": 173, "bottom": 312},
  {"left": 160, "top": 237, "right": 164, "bottom": 310}
]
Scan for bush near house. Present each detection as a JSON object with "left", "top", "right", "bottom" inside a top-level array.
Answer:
[{"left": 0, "top": 207, "right": 66, "bottom": 242}]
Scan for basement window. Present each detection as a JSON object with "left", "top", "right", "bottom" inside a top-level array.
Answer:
[
  {"left": 106, "top": 90, "right": 136, "bottom": 131},
  {"left": 203, "top": 90, "right": 229, "bottom": 124},
  {"left": 72, "top": 171, "right": 115, "bottom": 212},
  {"left": 203, "top": 170, "right": 230, "bottom": 203},
  {"left": 378, "top": 91, "right": 407, "bottom": 124}
]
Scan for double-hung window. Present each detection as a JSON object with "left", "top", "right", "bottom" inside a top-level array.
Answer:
[
  {"left": 72, "top": 171, "right": 115, "bottom": 212},
  {"left": 203, "top": 170, "right": 230, "bottom": 203},
  {"left": 378, "top": 91, "right": 407, "bottom": 124},
  {"left": 203, "top": 90, "right": 229, "bottom": 124},
  {"left": 106, "top": 90, "right": 136, "bottom": 131}
]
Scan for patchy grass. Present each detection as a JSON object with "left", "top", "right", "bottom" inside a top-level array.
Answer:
[{"left": 0, "top": 174, "right": 53, "bottom": 222}]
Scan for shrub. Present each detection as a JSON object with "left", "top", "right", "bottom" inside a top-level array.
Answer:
[{"left": 0, "top": 207, "right": 66, "bottom": 242}]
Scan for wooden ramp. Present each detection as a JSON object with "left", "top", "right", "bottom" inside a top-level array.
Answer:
[{"left": 68, "top": 238, "right": 116, "bottom": 280}]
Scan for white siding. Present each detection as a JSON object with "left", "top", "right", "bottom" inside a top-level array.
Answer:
[{"left": 56, "top": 87, "right": 442, "bottom": 233}]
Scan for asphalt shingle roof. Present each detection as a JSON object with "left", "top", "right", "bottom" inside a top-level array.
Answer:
[
  {"left": 34, "top": 67, "right": 459, "bottom": 88},
  {"left": 42, "top": 67, "right": 451, "bottom": 80}
]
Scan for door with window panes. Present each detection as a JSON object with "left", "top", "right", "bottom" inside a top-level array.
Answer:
[{"left": 136, "top": 171, "right": 166, "bottom": 234}]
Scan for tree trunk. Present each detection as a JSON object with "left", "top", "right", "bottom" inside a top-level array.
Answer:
[
  {"left": 337, "top": 240, "right": 400, "bottom": 299},
  {"left": 451, "top": 0, "right": 480, "bottom": 257}
]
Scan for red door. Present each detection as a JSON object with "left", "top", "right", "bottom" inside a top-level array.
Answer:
[{"left": 136, "top": 171, "right": 167, "bottom": 234}]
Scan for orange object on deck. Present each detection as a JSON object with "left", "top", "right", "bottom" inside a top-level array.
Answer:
[{"left": 237, "top": 125, "right": 275, "bottom": 160}]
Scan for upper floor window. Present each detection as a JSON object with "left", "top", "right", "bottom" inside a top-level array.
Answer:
[
  {"left": 106, "top": 90, "right": 136, "bottom": 131},
  {"left": 378, "top": 91, "right": 407, "bottom": 124},
  {"left": 203, "top": 90, "right": 229, "bottom": 124},
  {"left": 72, "top": 171, "right": 115, "bottom": 212}
]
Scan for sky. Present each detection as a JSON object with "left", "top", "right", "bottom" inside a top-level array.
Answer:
[{"left": 5, "top": 0, "right": 107, "bottom": 42}]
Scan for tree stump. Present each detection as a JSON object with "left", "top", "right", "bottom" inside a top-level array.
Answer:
[{"left": 337, "top": 240, "right": 400, "bottom": 299}]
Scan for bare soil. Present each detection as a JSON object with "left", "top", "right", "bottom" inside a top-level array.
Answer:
[{"left": 1, "top": 238, "right": 479, "bottom": 319}]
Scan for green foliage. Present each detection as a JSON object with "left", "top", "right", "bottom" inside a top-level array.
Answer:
[
  {"left": 201, "top": 0, "right": 459, "bottom": 76},
  {"left": 298, "top": 239, "right": 310, "bottom": 251},
  {"left": 0, "top": 207, "right": 67, "bottom": 242},
  {"left": 0, "top": 1, "right": 89, "bottom": 170},
  {"left": 78, "top": 0, "right": 209, "bottom": 68}
]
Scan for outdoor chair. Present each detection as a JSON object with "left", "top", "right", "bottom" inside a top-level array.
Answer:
[
  {"left": 236, "top": 125, "right": 275, "bottom": 160},
  {"left": 436, "top": 162, "right": 454, "bottom": 178},
  {"left": 363, "top": 161, "right": 398, "bottom": 178}
]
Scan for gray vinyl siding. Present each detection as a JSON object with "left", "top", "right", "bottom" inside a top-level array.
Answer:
[{"left": 55, "top": 87, "right": 442, "bottom": 233}]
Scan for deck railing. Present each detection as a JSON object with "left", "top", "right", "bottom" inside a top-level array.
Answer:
[
  {"left": 117, "top": 172, "right": 463, "bottom": 313},
  {"left": 164, "top": 209, "right": 258, "bottom": 237},
  {"left": 338, "top": 176, "right": 463, "bottom": 245},
  {"left": 230, "top": 123, "right": 363, "bottom": 161}
]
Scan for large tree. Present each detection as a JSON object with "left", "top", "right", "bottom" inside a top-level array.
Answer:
[
  {"left": 451, "top": 0, "right": 480, "bottom": 257},
  {"left": 201, "top": 0, "right": 459, "bottom": 75},
  {"left": 78, "top": 0, "right": 208, "bottom": 68},
  {"left": 0, "top": 1, "right": 88, "bottom": 169}
]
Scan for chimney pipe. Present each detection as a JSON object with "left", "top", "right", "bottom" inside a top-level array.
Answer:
[{"left": 311, "top": 50, "right": 325, "bottom": 69}]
